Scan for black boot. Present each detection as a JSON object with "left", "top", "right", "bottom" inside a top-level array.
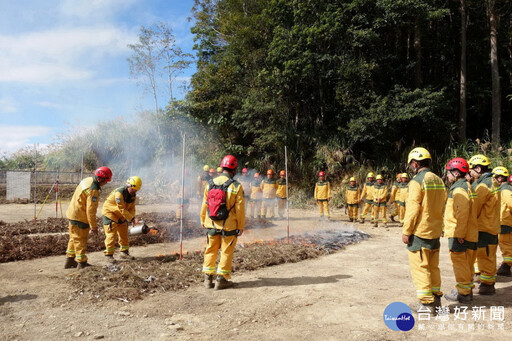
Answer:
[
  {"left": 204, "top": 274, "right": 214, "bottom": 289},
  {"left": 478, "top": 282, "right": 496, "bottom": 295},
  {"left": 214, "top": 276, "right": 234, "bottom": 290},
  {"left": 444, "top": 289, "right": 472, "bottom": 303},
  {"left": 497, "top": 263, "right": 511, "bottom": 276},
  {"left": 77, "top": 262, "right": 92, "bottom": 269},
  {"left": 64, "top": 257, "right": 78, "bottom": 269}
]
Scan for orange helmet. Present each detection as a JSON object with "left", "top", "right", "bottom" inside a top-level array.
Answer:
[
  {"left": 279, "top": 170, "right": 286, "bottom": 176},
  {"left": 254, "top": 172, "right": 260, "bottom": 178},
  {"left": 318, "top": 171, "right": 325, "bottom": 177},
  {"left": 209, "top": 168, "right": 215, "bottom": 174},
  {"left": 267, "top": 169, "right": 274, "bottom": 175}
]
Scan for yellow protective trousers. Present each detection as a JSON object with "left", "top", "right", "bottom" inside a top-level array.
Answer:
[
  {"left": 317, "top": 200, "right": 329, "bottom": 217},
  {"left": 407, "top": 248, "right": 442, "bottom": 304},
  {"left": 261, "top": 198, "right": 275, "bottom": 218},
  {"left": 373, "top": 204, "right": 388, "bottom": 223},
  {"left": 104, "top": 222, "right": 129, "bottom": 255},
  {"left": 449, "top": 250, "right": 477, "bottom": 295},
  {"left": 348, "top": 204, "right": 359, "bottom": 219},
  {"left": 399, "top": 205, "right": 406, "bottom": 223},
  {"left": 499, "top": 233, "right": 512, "bottom": 265},
  {"left": 250, "top": 199, "right": 262, "bottom": 218},
  {"left": 476, "top": 245, "right": 498, "bottom": 284},
  {"left": 202, "top": 234, "right": 237, "bottom": 279},
  {"left": 360, "top": 202, "right": 374, "bottom": 220},
  {"left": 277, "top": 198, "right": 287, "bottom": 217},
  {"left": 390, "top": 202, "right": 399, "bottom": 217},
  {"left": 66, "top": 222, "right": 90, "bottom": 263}
]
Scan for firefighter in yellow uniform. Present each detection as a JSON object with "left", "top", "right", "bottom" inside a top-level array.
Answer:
[
  {"left": 397, "top": 173, "right": 409, "bottom": 224},
  {"left": 314, "top": 171, "right": 331, "bottom": 220},
  {"left": 345, "top": 177, "right": 360, "bottom": 222},
  {"left": 493, "top": 168, "right": 512, "bottom": 277},
  {"left": 443, "top": 158, "right": 478, "bottom": 303},
  {"left": 102, "top": 176, "right": 141, "bottom": 262},
  {"left": 260, "top": 169, "right": 278, "bottom": 219},
  {"left": 250, "top": 173, "right": 263, "bottom": 218},
  {"left": 201, "top": 155, "right": 245, "bottom": 290},
  {"left": 174, "top": 170, "right": 193, "bottom": 220},
  {"left": 236, "top": 168, "right": 252, "bottom": 212},
  {"left": 389, "top": 174, "right": 401, "bottom": 222},
  {"left": 468, "top": 154, "right": 501, "bottom": 295},
  {"left": 197, "top": 165, "right": 211, "bottom": 198},
  {"left": 359, "top": 172, "right": 375, "bottom": 223},
  {"left": 65, "top": 166, "right": 112, "bottom": 269},
  {"left": 402, "top": 147, "right": 446, "bottom": 312},
  {"left": 373, "top": 175, "right": 389, "bottom": 227},
  {"left": 276, "top": 170, "right": 288, "bottom": 219}
]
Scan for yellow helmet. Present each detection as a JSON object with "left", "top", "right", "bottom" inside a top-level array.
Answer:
[
  {"left": 127, "top": 176, "right": 142, "bottom": 191},
  {"left": 216, "top": 167, "right": 223, "bottom": 173},
  {"left": 407, "top": 147, "right": 431, "bottom": 164},
  {"left": 367, "top": 172, "right": 375, "bottom": 178},
  {"left": 376, "top": 174, "right": 383, "bottom": 180},
  {"left": 492, "top": 166, "right": 509, "bottom": 177},
  {"left": 203, "top": 165, "right": 209, "bottom": 171},
  {"left": 349, "top": 177, "right": 356, "bottom": 182},
  {"left": 468, "top": 154, "right": 490, "bottom": 169},
  {"left": 401, "top": 173, "right": 409, "bottom": 178}
]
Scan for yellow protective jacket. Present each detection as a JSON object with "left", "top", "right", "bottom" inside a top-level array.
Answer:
[
  {"left": 345, "top": 184, "right": 360, "bottom": 205},
  {"left": 501, "top": 183, "right": 512, "bottom": 231},
  {"left": 474, "top": 173, "right": 500, "bottom": 235},
  {"left": 361, "top": 181, "right": 375, "bottom": 202},
  {"left": 443, "top": 179, "right": 478, "bottom": 243},
  {"left": 201, "top": 174, "right": 245, "bottom": 232},
  {"left": 261, "top": 178, "right": 278, "bottom": 199},
  {"left": 65, "top": 177, "right": 101, "bottom": 229},
  {"left": 276, "top": 179, "right": 287, "bottom": 198},
  {"left": 398, "top": 182, "right": 409, "bottom": 203},
  {"left": 402, "top": 168, "right": 446, "bottom": 239},
  {"left": 315, "top": 180, "right": 331, "bottom": 201},
  {"left": 389, "top": 181, "right": 399, "bottom": 202},
  {"left": 250, "top": 178, "right": 263, "bottom": 200},
  {"left": 373, "top": 183, "right": 389, "bottom": 205},
  {"left": 237, "top": 175, "right": 252, "bottom": 198},
  {"left": 102, "top": 185, "right": 136, "bottom": 224}
]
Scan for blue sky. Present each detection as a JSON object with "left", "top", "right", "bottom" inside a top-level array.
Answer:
[{"left": 0, "top": 0, "right": 196, "bottom": 155}]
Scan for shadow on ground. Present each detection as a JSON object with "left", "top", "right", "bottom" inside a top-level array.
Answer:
[{"left": 236, "top": 274, "right": 351, "bottom": 289}]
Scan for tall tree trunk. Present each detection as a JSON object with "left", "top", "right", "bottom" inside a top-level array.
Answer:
[
  {"left": 488, "top": 0, "right": 501, "bottom": 146},
  {"left": 414, "top": 19, "right": 422, "bottom": 87},
  {"left": 459, "top": 0, "right": 468, "bottom": 143}
]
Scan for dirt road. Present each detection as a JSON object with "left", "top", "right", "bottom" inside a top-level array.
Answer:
[{"left": 1, "top": 208, "right": 511, "bottom": 340}]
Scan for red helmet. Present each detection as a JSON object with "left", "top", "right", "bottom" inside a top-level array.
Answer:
[
  {"left": 220, "top": 155, "right": 238, "bottom": 170},
  {"left": 242, "top": 168, "right": 248, "bottom": 173},
  {"left": 267, "top": 169, "right": 274, "bottom": 175},
  {"left": 279, "top": 170, "right": 286, "bottom": 176},
  {"left": 509, "top": 175, "right": 512, "bottom": 183},
  {"left": 446, "top": 158, "right": 469, "bottom": 174},
  {"left": 318, "top": 171, "right": 325, "bottom": 177},
  {"left": 94, "top": 166, "right": 112, "bottom": 182}
]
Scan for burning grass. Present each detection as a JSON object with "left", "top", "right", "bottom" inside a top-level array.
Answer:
[{"left": 67, "top": 229, "right": 370, "bottom": 302}]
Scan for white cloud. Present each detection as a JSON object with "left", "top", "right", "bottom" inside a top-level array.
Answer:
[
  {"left": 0, "top": 125, "right": 54, "bottom": 155},
  {"left": 0, "top": 26, "right": 137, "bottom": 83},
  {"left": 59, "top": 0, "right": 139, "bottom": 20},
  {"left": 0, "top": 98, "right": 18, "bottom": 113}
]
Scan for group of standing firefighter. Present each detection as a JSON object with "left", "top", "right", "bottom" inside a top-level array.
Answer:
[
  {"left": 400, "top": 147, "right": 512, "bottom": 315},
  {"left": 64, "top": 166, "right": 143, "bottom": 269}
]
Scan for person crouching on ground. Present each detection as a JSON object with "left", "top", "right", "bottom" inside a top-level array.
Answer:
[{"left": 102, "top": 176, "right": 142, "bottom": 262}]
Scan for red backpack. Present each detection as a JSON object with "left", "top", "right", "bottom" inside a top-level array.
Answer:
[{"left": 206, "top": 178, "right": 234, "bottom": 221}]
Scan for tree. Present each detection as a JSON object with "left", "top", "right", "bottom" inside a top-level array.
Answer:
[
  {"left": 459, "top": 0, "right": 469, "bottom": 142},
  {"left": 487, "top": 0, "right": 501, "bottom": 146}
]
